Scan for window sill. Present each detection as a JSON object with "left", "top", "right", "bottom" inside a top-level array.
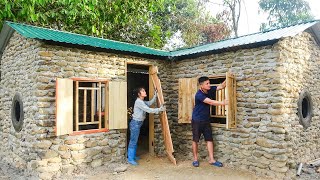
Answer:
[{"left": 70, "top": 128, "right": 109, "bottom": 136}]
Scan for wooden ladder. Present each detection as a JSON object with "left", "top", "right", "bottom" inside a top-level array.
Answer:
[{"left": 150, "top": 66, "right": 177, "bottom": 165}]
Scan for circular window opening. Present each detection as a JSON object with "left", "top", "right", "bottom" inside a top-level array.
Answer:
[
  {"left": 11, "top": 93, "right": 24, "bottom": 132},
  {"left": 297, "top": 89, "right": 313, "bottom": 129}
]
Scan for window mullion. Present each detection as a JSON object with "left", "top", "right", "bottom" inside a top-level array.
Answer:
[
  {"left": 91, "top": 84, "right": 95, "bottom": 122},
  {"left": 75, "top": 81, "right": 79, "bottom": 131},
  {"left": 98, "top": 82, "right": 102, "bottom": 129}
]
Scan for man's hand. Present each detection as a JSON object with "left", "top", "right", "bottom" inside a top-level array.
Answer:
[
  {"left": 217, "top": 80, "right": 226, "bottom": 91},
  {"left": 223, "top": 99, "right": 229, "bottom": 105}
]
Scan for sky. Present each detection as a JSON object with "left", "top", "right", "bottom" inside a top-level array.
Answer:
[{"left": 208, "top": 0, "right": 320, "bottom": 36}]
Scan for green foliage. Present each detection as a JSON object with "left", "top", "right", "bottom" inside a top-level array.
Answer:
[
  {"left": 0, "top": 0, "right": 230, "bottom": 49},
  {"left": 258, "top": 0, "right": 315, "bottom": 31}
]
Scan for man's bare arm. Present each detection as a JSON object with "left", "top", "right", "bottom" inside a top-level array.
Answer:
[{"left": 203, "top": 98, "right": 228, "bottom": 106}]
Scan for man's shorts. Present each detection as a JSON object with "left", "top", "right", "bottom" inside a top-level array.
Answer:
[{"left": 192, "top": 121, "right": 213, "bottom": 142}]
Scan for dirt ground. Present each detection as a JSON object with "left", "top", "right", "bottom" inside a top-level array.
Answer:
[
  {"left": 4, "top": 153, "right": 320, "bottom": 180},
  {"left": 82, "top": 154, "right": 269, "bottom": 180},
  {"left": 0, "top": 153, "right": 269, "bottom": 180}
]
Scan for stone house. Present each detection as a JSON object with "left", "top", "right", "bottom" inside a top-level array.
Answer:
[{"left": 0, "top": 20, "right": 320, "bottom": 179}]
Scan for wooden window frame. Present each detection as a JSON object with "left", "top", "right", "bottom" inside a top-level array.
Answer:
[
  {"left": 56, "top": 78, "right": 128, "bottom": 136},
  {"left": 208, "top": 72, "right": 237, "bottom": 129},
  {"left": 72, "top": 78, "right": 109, "bottom": 135},
  {"left": 177, "top": 72, "right": 237, "bottom": 129}
]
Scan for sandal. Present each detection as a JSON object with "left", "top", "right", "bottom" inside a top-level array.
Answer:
[
  {"left": 192, "top": 161, "right": 199, "bottom": 167},
  {"left": 210, "top": 161, "right": 223, "bottom": 167}
]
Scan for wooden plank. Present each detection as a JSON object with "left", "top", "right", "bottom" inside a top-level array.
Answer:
[
  {"left": 71, "top": 77, "right": 109, "bottom": 82},
  {"left": 55, "top": 78, "right": 73, "bottom": 136},
  {"left": 91, "top": 84, "right": 94, "bottom": 122},
  {"left": 233, "top": 77, "right": 237, "bottom": 128},
  {"left": 104, "top": 83, "right": 108, "bottom": 129},
  {"left": 83, "top": 89, "right": 87, "bottom": 123},
  {"left": 222, "top": 89, "right": 225, "bottom": 115},
  {"left": 71, "top": 128, "right": 108, "bottom": 136},
  {"left": 78, "top": 87, "right": 99, "bottom": 90},
  {"left": 178, "top": 78, "right": 197, "bottom": 123},
  {"left": 148, "top": 67, "right": 155, "bottom": 155},
  {"left": 150, "top": 66, "right": 176, "bottom": 165},
  {"left": 208, "top": 74, "right": 226, "bottom": 79},
  {"left": 218, "top": 90, "right": 222, "bottom": 115},
  {"left": 78, "top": 121, "right": 99, "bottom": 125},
  {"left": 108, "top": 81, "right": 127, "bottom": 129},
  {"left": 211, "top": 123, "right": 226, "bottom": 128},
  {"left": 75, "top": 81, "right": 79, "bottom": 131},
  {"left": 226, "top": 72, "right": 237, "bottom": 129},
  {"left": 98, "top": 82, "right": 102, "bottom": 129},
  {"left": 211, "top": 115, "right": 227, "bottom": 118}
]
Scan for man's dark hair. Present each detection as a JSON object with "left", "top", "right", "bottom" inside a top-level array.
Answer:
[{"left": 198, "top": 76, "right": 209, "bottom": 85}]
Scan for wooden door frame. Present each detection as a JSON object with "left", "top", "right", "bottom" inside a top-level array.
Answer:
[{"left": 126, "top": 61, "right": 155, "bottom": 155}]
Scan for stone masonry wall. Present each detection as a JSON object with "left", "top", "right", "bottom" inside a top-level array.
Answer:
[
  {"left": 0, "top": 33, "right": 168, "bottom": 179},
  {"left": 278, "top": 32, "right": 320, "bottom": 172},
  {"left": 169, "top": 42, "right": 292, "bottom": 179}
]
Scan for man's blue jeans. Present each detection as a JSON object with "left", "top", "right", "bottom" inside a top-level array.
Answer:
[{"left": 128, "top": 119, "right": 143, "bottom": 149}]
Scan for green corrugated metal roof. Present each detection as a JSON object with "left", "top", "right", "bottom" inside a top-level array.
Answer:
[
  {"left": 170, "top": 20, "right": 320, "bottom": 57},
  {"left": 2, "top": 20, "right": 320, "bottom": 60},
  {"left": 6, "top": 21, "right": 170, "bottom": 57}
]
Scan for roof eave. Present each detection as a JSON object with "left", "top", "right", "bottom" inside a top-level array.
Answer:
[{"left": 0, "top": 23, "right": 14, "bottom": 60}]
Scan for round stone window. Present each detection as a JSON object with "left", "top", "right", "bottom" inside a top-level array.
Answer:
[
  {"left": 297, "top": 89, "right": 313, "bottom": 129},
  {"left": 11, "top": 93, "right": 24, "bottom": 132}
]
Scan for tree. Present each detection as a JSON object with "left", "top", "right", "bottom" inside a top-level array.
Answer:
[
  {"left": 223, "top": 0, "right": 241, "bottom": 37},
  {"left": 258, "top": 0, "right": 315, "bottom": 31},
  {"left": 0, "top": 0, "right": 230, "bottom": 49},
  {"left": 199, "top": 0, "right": 241, "bottom": 37}
]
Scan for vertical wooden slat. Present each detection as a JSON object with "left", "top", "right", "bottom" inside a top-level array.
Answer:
[
  {"left": 75, "top": 81, "right": 79, "bottom": 131},
  {"left": 226, "top": 72, "right": 237, "bottom": 129},
  {"left": 83, "top": 90, "right": 87, "bottom": 123},
  {"left": 148, "top": 69, "right": 155, "bottom": 155},
  {"left": 233, "top": 77, "right": 237, "bottom": 128},
  {"left": 91, "top": 84, "right": 94, "bottom": 122},
  {"left": 98, "top": 82, "right": 102, "bottom": 129},
  {"left": 56, "top": 78, "right": 73, "bottom": 136},
  {"left": 222, "top": 89, "right": 225, "bottom": 115},
  {"left": 105, "top": 82, "right": 108, "bottom": 129}
]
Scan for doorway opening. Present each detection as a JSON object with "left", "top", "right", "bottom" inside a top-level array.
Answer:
[{"left": 127, "top": 64, "right": 152, "bottom": 156}]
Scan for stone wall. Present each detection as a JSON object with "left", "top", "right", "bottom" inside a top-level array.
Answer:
[
  {"left": 2, "top": 29, "right": 320, "bottom": 179},
  {"left": 169, "top": 41, "right": 293, "bottom": 178},
  {"left": 279, "top": 32, "right": 320, "bottom": 172},
  {"left": 0, "top": 33, "right": 168, "bottom": 179}
]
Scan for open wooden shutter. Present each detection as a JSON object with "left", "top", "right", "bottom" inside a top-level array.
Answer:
[
  {"left": 108, "top": 81, "right": 127, "bottom": 129},
  {"left": 226, "top": 72, "right": 237, "bottom": 129},
  {"left": 178, "top": 78, "right": 198, "bottom": 123},
  {"left": 150, "top": 66, "right": 176, "bottom": 165},
  {"left": 55, "top": 78, "right": 73, "bottom": 136}
]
